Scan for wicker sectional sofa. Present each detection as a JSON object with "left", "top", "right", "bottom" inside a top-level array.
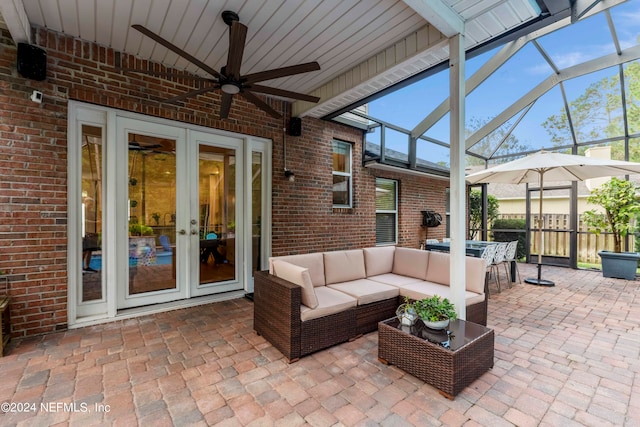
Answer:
[{"left": 253, "top": 246, "right": 488, "bottom": 362}]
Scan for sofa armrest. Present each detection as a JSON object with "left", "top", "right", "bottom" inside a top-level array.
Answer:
[{"left": 253, "top": 270, "right": 302, "bottom": 361}]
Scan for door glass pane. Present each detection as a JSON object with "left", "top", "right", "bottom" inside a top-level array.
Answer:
[
  {"left": 252, "top": 152, "right": 262, "bottom": 274},
  {"left": 198, "top": 145, "right": 236, "bottom": 284},
  {"left": 81, "top": 125, "right": 103, "bottom": 301},
  {"left": 128, "top": 134, "right": 176, "bottom": 295}
]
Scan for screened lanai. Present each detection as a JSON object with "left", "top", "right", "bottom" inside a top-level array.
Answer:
[{"left": 335, "top": 0, "right": 640, "bottom": 271}]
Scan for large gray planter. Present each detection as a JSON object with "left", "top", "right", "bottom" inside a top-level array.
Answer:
[{"left": 598, "top": 251, "right": 640, "bottom": 280}]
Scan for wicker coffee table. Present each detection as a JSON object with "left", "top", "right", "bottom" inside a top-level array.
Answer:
[{"left": 378, "top": 318, "right": 494, "bottom": 399}]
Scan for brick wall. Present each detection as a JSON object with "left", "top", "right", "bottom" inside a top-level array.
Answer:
[{"left": 0, "top": 27, "right": 449, "bottom": 338}]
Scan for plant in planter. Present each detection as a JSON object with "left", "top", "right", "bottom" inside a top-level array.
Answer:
[
  {"left": 414, "top": 295, "right": 457, "bottom": 330},
  {"left": 396, "top": 296, "right": 418, "bottom": 326},
  {"left": 151, "top": 212, "right": 161, "bottom": 226},
  {"left": 129, "top": 223, "right": 154, "bottom": 236},
  {"left": 582, "top": 177, "right": 640, "bottom": 279}
]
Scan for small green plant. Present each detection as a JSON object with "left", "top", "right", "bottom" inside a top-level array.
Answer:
[
  {"left": 151, "top": 212, "right": 161, "bottom": 225},
  {"left": 414, "top": 295, "right": 457, "bottom": 322},
  {"left": 396, "top": 296, "right": 418, "bottom": 325},
  {"left": 582, "top": 177, "right": 640, "bottom": 253},
  {"left": 129, "top": 223, "right": 154, "bottom": 236}
]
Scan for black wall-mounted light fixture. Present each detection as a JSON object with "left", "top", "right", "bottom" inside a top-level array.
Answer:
[{"left": 284, "top": 169, "right": 295, "bottom": 182}]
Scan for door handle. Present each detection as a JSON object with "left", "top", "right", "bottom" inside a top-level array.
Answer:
[
  {"left": 178, "top": 229, "right": 187, "bottom": 235},
  {"left": 190, "top": 229, "right": 198, "bottom": 235}
]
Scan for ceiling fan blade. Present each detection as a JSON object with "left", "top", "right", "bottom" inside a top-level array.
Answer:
[
  {"left": 219, "top": 93, "right": 233, "bottom": 119},
  {"left": 243, "top": 62, "right": 320, "bottom": 84},
  {"left": 116, "top": 67, "right": 212, "bottom": 81},
  {"left": 226, "top": 21, "right": 247, "bottom": 80},
  {"left": 240, "top": 91, "right": 282, "bottom": 119},
  {"left": 131, "top": 25, "right": 221, "bottom": 79},
  {"left": 248, "top": 85, "right": 320, "bottom": 103},
  {"left": 163, "top": 86, "right": 219, "bottom": 104}
]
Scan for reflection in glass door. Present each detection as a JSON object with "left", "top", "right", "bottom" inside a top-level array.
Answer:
[
  {"left": 127, "top": 134, "right": 178, "bottom": 296},
  {"left": 81, "top": 125, "right": 103, "bottom": 302},
  {"left": 198, "top": 145, "right": 237, "bottom": 285}
]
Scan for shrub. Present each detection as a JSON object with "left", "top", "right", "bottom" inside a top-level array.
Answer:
[{"left": 492, "top": 218, "right": 526, "bottom": 260}]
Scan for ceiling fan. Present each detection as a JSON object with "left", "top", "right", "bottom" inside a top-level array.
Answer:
[{"left": 119, "top": 11, "right": 321, "bottom": 119}]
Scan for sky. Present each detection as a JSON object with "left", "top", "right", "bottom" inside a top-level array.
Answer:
[{"left": 365, "top": 0, "right": 640, "bottom": 166}]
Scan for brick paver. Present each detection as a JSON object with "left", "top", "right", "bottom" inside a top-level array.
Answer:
[{"left": 0, "top": 263, "right": 639, "bottom": 426}]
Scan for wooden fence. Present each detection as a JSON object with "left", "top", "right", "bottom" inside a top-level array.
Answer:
[{"left": 495, "top": 213, "right": 638, "bottom": 265}]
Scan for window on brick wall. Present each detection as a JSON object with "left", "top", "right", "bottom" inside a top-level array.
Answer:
[
  {"left": 332, "top": 140, "right": 352, "bottom": 207},
  {"left": 376, "top": 178, "right": 397, "bottom": 245}
]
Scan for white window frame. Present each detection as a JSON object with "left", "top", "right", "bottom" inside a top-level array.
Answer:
[
  {"left": 375, "top": 178, "right": 398, "bottom": 245},
  {"left": 332, "top": 140, "right": 353, "bottom": 208}
]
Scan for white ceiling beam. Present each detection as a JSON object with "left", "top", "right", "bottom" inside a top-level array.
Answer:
[
  {"left": 402, "top": 0, "right": 464, "bottom": 38},
  {"left": 0, "top": 0, "right": 31, "bottom": 44},
  {"left": 293, "top": 24, "right": 447, "bottom": 118},
  {"left": 466, "top": 44, "right": 640, "bottom": 149}
]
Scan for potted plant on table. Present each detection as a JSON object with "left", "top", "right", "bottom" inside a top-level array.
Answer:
[
  {"left": 396, "top": 296, "right": 418, "bottom": 326},
  {"left": 582, "top": 177, "right": 640, "bottom": 280},
  {"left": 414, "top": 295, "right": 457, "bottom": 330}
]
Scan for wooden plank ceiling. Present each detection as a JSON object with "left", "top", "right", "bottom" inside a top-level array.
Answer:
[{"left": 5, "top": 0, "right": 541, "bottom": 118}]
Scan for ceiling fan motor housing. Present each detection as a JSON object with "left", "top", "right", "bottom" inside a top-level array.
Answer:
[{"left": 222, "top": 11, "right": 240, "bottom": 26}]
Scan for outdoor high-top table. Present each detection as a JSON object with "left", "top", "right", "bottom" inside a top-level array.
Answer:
[
  {"left": 378, "top": 317, "right": 494, "bottom": 399},
  {"left": 425, "top": 240, "right": 495, "bottom": 257},
  {"left": 425, "top": 240, "right": 516, "bottom": 283}
]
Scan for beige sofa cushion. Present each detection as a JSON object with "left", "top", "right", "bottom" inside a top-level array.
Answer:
[
  {"left": 363, "top": 246, "right": 395, "bottom": 277},
  {"left": 425, "top": 251, "right": 487, "bottom": 294},
  {"left": 323, "top": 250, "right": 366, "bottom": 285},
  {"left": 327, "top": 279, "right": 400, "bottom": 305},
  {"left": 425, "top": 251, "right": 450, "bottom": 285},
  {"left": 464, "top": 256, "right": 487, "bottom": 294},
  {"left": 300, "top": 287, "right": 357, "bottom": 322},
  {"left": 368, "top": 273, "right": 424, "bottom": 287},
  {"left": 272, "top": 260, "right": 318, "bottom": 309},
  {"left": 392, "top": 247, "right": 429, "bottom": 280},
  {"left": 269, "top": 253, "right": 325, "bottom": 287},
  {"left": 398, "top": 281, "right": 485, "bottom": 307}
]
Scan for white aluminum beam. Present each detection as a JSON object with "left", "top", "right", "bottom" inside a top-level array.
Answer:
[
  {"left": 572, "top": 0, "right": 602, "bottom": 22},
  {"left": 466, "top": 44, "right": 640, "bottom": 149},
  {"left": 0, "top": 0, "right": 30, "bottom": 44},
  {"left": 402, "top": 0, "right": 464, "bottom": 38},
  {"left": 292, "top": 24, "right": 447, "bottom": 117},
  {"left": 449, "top": 33, "right": 467, "bottom": 321}
]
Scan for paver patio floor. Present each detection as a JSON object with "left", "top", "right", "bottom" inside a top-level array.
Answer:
[{"left": 1, "top": 263, "right": 639, "bottom": 426}]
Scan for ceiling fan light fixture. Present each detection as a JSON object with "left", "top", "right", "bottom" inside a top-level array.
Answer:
[{"left": 221, "top": 82, "right": 241, "bottom": 94}]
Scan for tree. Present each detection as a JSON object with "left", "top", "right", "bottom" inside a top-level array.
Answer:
[
  {"left": 468, "top": 189, "right": 500, "bottom": 239},
  {"left": 582, "top": 177, "right": 640, "bottom": 253},
  {"left": 542, "top": 62, "right": 640, "bottom": 162}
]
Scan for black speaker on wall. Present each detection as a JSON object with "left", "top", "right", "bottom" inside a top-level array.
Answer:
[
  {"left": 17, "top": 43, "right": 47, "bottom": 81},
  {"left": 289, "top": 117, "right": 302, "bottom": 136}
]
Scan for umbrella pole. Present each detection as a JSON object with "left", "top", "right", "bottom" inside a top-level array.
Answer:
[{"left": 525, "top": 170, "right": 555, "bottom": 287}]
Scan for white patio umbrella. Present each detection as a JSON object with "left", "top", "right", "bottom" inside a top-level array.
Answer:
[{"left": 466, "top": 150, "right": 640, "bottom": 286}]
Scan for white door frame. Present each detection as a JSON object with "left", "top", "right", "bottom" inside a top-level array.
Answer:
[
  {"left": 67, "top": 101, "right": 272, "bottom": 327},
  {"left": 189, "top": 130, "right": 245, "bottom": 297}
]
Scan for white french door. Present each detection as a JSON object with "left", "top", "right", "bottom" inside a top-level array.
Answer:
[
  {"left": 116, "top": 122, "right": 246, "bottom": 309},
  {"left": 189, "top": 131, "right": 244, "bottom": 297},
  {"left": 69, "top": 102, "right": 269, "bottom": 324},
  {"left": 116, "top": 119, "right": 188, "bottom": 308}
]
